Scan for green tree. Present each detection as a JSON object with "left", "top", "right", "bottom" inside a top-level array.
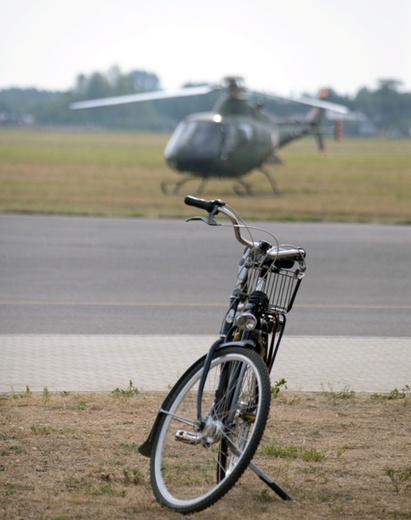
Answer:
[{"left": 354, "top": 79, "right": 411, "bottom": 136}]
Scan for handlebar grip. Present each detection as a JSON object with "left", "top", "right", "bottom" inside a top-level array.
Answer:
[{"left": 184, "top": 196, "right": 225, "bottom": 213}]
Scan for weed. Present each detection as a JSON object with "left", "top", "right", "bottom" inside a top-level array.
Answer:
[
  {"left": 30, "top": 423, "right": 53, "bottom": 434},
  {"left": 1, "top": 445, "right": 25, "bottom": 456},
  {"left": 271, "top": 378, "right": 287, "bottom": 398},
  {"left": 87, "top": 483, "right": 127, "bottom": 497},
  {"left": 340, "top": 421, "right": 358, "bottom": 430},
  {"left": 23, "top": 385, "right": 32, "bottom": 398},
  {"left": 12, "top": 385, "right": 32, "bottom": 399},
  {"left": 61, "top": 427, "right": 76, "bottom": 434},
  {"left": 259, "top": 442, "right": 299, "bottom": 458},
  {"left": 301, "top": 447, "right": 326, "bottom": 462},
  {"left": 5, "top": 483, "right": 16, "bottom": 496},
  {"left": 321, "top": 384, "right": 356, "bottom": 400},
  {"left": 385, "top": 467, "right": 411, "bottom": 494},
  {"left": 120, "top": 442, "right": 140, "bottom": 454},
  {"left": 74, "top": 476, "right": 127, "bottom": 497},
  {"left": 258, "top": 441, "right": 326, "bottom": 462},
  {"left": 29, "top": 422, "right": 73, "bottom": 436},
  {"left": 373, "top": 385, "right": 411, "bottom": 401},
  {"left": 42, "top": 386, "right": 51, "bottom": 404},
  {"left": 111, "top": 380, "right": 140, "bottom": 398},
  {"left": 255, "top": 488, "right": 275, "bottom": 503},
  {"left": 99, "top": 472, "right": 112, "bottom": 482},
  {"left": 388, "top": 386, "right": 411, "bottom": 400},
  {"left": 385, "top": 511, "right": 411, "bottom": 519},
  {"left": 123, "top": 467, "right": 145, "bottom": 486}
]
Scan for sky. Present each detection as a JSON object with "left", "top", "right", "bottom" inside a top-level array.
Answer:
[{"left": 1, "top": 0, "right": 411, "bottom": 98}]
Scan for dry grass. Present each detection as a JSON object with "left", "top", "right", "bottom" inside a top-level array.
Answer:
[
  {"left": 0, "top": 128, "right": 410, "bottom": 222},
  {"left": 1, "top": 389, "right": 410, "bottom": 519}
]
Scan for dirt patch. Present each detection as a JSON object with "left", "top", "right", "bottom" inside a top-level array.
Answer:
[{"left": 1, "top": 389, "right": 410, "bottom": 519}]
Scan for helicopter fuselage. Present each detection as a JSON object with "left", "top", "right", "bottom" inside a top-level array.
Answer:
[
  {"left": 164, "top": 96, "right": 315, "bottom": 179},
  {"left": 165, "top": 113, "right": 271, "bottom": 177}
]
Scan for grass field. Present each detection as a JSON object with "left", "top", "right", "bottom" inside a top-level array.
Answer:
[
  {"left": 1, "top": 388, "right": 410, "bottom": 519},
  {"left": 0, "top": 128, "right": 410, "bottom": 222}
]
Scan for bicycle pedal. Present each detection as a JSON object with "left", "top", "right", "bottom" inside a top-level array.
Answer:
[
  {"left": 238, "top": 402, "right": 257, "bottom": 422},
  {"left": 175, "top": 430, "right": 202, "bottom": 445}
]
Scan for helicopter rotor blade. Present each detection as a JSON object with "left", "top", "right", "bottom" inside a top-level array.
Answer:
[
  {"left": 69, "top": 84, "right": 216, "bottom": 110},
  {"left": 69, "top": 76, "right": 348, "bottom": 116},
  {"left": 290, "top": 95, "right": 348, "bottom": 115},
  {"left": 252, "top": 91, "right": 349, "bottom": 115}
]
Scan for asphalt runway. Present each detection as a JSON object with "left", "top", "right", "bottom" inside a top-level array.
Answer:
[{"left": 1, "top": 214, "right": 410, "bottom": 336}]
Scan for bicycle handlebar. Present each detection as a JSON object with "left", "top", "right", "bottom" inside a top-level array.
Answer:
[
  {"left": 184, "top": 196, "right": 306, "bottom": 264},
  {"left": 184, "top": 195, "right": 225, "bottom": 213},
  {"left": 185, "top": 195, "right": 254, "bottom": 248}
]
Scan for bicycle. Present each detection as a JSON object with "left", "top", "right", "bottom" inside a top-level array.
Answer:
[{"left": 139, "top": 195, "right": 306, "bottom": 514}]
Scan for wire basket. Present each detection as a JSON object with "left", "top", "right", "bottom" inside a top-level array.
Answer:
[{"left": 247, "top": 265, "right": 303, "bottom": 313}]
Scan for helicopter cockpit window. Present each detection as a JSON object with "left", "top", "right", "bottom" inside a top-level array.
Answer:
[
  {"left": 221, "top": 123, "right": 253, "bottom": 156},
  {"left": 238, "top": 124, "right": 253, "bottom": 144},
  {"left": 221, "top": 124, "right": 237, "bottom": 155},
  {"left": 165, "top": 121, "right": 196, "bottom": 155},
  {"left": 165, "top": 120, "right": 223, "bottom": 158}
]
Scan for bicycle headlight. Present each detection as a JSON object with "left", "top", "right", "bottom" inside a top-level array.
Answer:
[{"left": 235, "top": 311, "right": 258, "bottom": 331}]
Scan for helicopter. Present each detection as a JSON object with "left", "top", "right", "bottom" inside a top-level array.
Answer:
[{"left": 70, "top": 77, "right": 348, "bottom": 196}]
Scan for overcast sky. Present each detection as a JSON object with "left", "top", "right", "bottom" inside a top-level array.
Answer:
[{"left": 1, "top": 0, "right": 410, "bottom": 98}]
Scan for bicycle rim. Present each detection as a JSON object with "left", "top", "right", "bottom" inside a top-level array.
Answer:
[{"left": 150, "top": 346, "right": 271, "bottom": 514}]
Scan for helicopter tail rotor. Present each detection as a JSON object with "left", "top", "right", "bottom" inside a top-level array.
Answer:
[{"left": 335, "top": 120, "right": 344, "bottom": 141}]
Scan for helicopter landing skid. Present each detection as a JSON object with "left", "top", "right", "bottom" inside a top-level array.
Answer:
[
  {"left": 161, "top": 176, "right": 209, "bottom": 196},
  {"left": 232, "top": 168, "right": 282, "bottom": 197},
  {"left": 161, "top": 168, "right": 282, "bottom": 197}
]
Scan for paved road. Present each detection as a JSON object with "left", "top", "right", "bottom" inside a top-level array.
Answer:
[{"left": 1, "top": 214, "right": 411, "bottom": 336}]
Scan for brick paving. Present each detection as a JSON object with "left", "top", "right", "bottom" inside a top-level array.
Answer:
[{"left": 1, "top": 335, "right": 410, "bottom": 394}]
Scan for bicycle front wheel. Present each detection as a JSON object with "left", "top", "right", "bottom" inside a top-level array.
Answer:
[{"left": 150, "top": 345, "right": 271, "bottom": 514}]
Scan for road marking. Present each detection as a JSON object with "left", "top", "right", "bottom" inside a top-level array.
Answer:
[{"left": 1, "top": 300, "right": 410, "bottom": 310}]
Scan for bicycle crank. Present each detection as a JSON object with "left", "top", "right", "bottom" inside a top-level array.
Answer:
[{"left": 175, "top": 430, "right": 202, "bottom": 445}]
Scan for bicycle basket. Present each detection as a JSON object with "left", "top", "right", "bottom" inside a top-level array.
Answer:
[{"left": 247, "top": 264, "right": 303, "bottom": 313}]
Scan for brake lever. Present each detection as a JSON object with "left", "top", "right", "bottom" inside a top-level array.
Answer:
[{"left": 186, "top": 215, "right": 221, "bottom": 226}]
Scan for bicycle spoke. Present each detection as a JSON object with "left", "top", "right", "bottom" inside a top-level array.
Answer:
[{"left": 159, "top": 408, "right": 198, "bottom": 429}]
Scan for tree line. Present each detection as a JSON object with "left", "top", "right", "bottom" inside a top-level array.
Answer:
[{"left": 1, "top": 67, "right": 410, "bottom": 136}]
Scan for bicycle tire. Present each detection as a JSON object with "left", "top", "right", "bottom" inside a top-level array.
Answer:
[{"left": 150, "top": 345, "right": 271, "bottom": 514}]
